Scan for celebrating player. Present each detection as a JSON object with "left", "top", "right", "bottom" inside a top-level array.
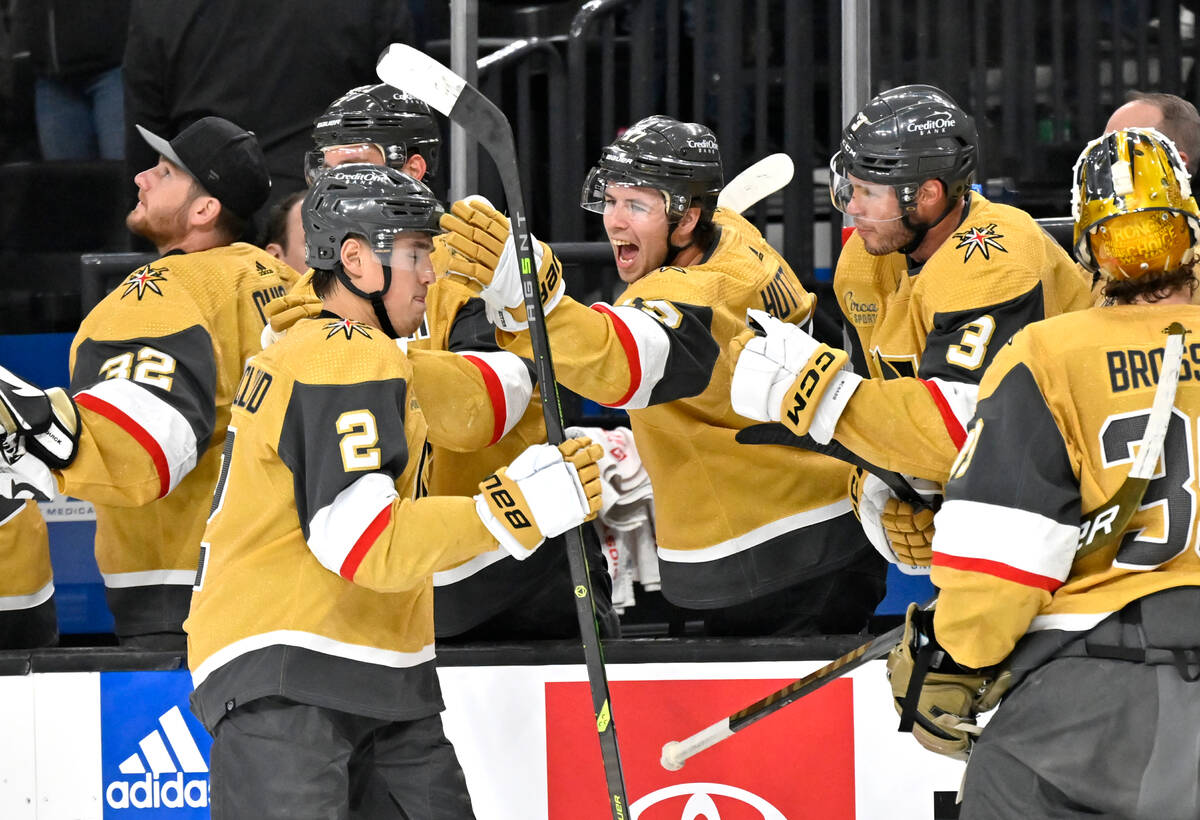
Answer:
[
  {"left": 280, "top": 83, "right": 618, "bottom": 639},
  {"left": 0, "top": 116, "right": 289, "bottom": 648},
  {"left": 441, "top": 115, "right": 885, "bottom": 636},
  {"left": 184, "top": 164, "right": 603, "bottom": 818},
  {"left": 729, "top": 85, "right": 1092, "bottom": 572},
  {"left": 888, "top": 127, "right": 1200, "bottom": 818}
]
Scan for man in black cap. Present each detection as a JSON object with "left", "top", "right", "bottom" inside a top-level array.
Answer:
[{"left": 0, "top": 116, "right": 293, "bottom": 649}]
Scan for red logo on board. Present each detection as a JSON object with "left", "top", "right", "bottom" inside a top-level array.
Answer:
[{"left": 545, "top": 678, "right": 855, "bottom": 819}]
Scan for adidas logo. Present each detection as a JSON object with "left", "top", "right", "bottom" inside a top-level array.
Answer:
[{"left": 105, "top": 705, "right": 209, "bottom": 809}]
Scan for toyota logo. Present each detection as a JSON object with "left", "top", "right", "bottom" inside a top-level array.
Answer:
[{"left": 631, "top": 782, "right": 787, "bottom": 819}]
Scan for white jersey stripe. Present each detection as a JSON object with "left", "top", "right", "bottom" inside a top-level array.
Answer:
[
  {"left": 307, "top": 473, "right": 398, "bottom": 575},
  {"left": 191, "top": 629, "right": 436, "bottom": 687},
  {"left": 932, "top": 498, "right": 1078, "bottom": 582},
  {"left": 101, "top": 569, "right": 196, "bottom": 588},
  {"left": 76, "top": 378, "right": 198, "bottom": 494},
  {"left": 0, "top": 581, "right": 54, "bottom": 611},
  {"left": 433, "top": 545, "right": 507, "bottom": 586},
  {"left": 658, "top": 497, "right": 852, "bottom": 563},
  {"left": 597, "top": 303, "right": 672, "bottom": 410},
  {"left": 459, "top": 349, "right": 533, "bottom": 441}
]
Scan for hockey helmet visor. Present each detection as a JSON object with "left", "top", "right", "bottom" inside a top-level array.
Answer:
[
  {"left": 1072, "top": 127, "right": 1200, "bottom": 280},
  {"left": 580, "top": 166, "right": 676, "bottom": 222},
  {"left": 829, "top": 153, "right": 906, "bottom": 223}
]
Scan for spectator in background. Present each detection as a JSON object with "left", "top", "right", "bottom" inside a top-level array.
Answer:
[
  {"left": 1106, "top": 91, "right": 1200, "bottom": 174},
  {"left": 14, "top": 0, "right": 129, "bottom": 160},
  {"left": 261, "top": 190, "right": 306, "bottom": 282},
  {"left": 123, "top": 0, "right": 415, "bottom": 228}
]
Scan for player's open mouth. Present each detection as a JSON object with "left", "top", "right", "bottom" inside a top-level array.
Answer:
[{"left": 613, "top": 240, "right": 639, "bottom": 267}]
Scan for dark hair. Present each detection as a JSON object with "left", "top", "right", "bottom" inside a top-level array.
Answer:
[
  {"left": 1127, "top": 91, "right": 1200, "bottom": 173},
  {"left": 261, "top": 190, "right": 306, "bottom": 248},
  {"left": 1102, "top": 262, "right": 1199, "bottom": 304}
]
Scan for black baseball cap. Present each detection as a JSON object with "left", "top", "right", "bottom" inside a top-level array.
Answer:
[{"left": 136, "top": 116, "right": 271, "bottom": 220}]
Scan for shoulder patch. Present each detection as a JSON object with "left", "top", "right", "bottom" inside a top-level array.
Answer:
[
  {"left": 952, "top": 223, "right": 1007, "bottom": 262},
  {"left": 323, "top": 318, "right": 374, "bottom": 340},
  {"left": 120, "top": 264, "right": 169, "bottom": 300}
]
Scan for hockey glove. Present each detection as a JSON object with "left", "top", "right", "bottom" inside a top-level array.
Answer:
[
  {"left": 261, "top": 292, "right": 324, "bottom": 347},
  {"left": 0, "top": 434, "right": 57, "bottom": 501},
  {"left": 0, "top": 365, "right": 79, "bottom": 469},
  {"left": 885, "top": 603, "right": 1010, "bottom": 760},
  {"left": 440, "top": 197, "right": 565, "bottom": 332},
  {"left": 475, "top": 437, "right": 603, "bottom": 559},
  {"left": 850, "top": 467, "right": 933, "bottom": 575},
  {"left": 729, "top": 309, "right": 860, "bottom": 443}
]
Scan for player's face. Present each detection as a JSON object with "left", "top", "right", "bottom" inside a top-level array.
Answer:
[
  {"left": 381, "top": 233, "right": 437, "bottom": 336},
  {"left": 601, "top": 185, "right": 671, "bottom": 283},
  {"left": 842, "top": 175, "right": 916, "bottom": 255},
  {"left": 126, "top": 158, "right": 198, "bottom": 247}
]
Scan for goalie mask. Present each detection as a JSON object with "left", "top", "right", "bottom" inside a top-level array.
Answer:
[
  {"left": 1073, "top": 127, "right": 1200, "bottom": 281},
  {"left": 303, "top": 163, "right": 443, "bottom": 336},
  {"left": 305, "top": 84, "right": 442, "bottom": 183},
  {"left": 580, "top": 115, "right": 724, "bottom": 222}
]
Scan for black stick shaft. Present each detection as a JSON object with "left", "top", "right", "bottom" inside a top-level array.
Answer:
[{"left": 451, "top": 87, "right": 630, "bottom": 820}]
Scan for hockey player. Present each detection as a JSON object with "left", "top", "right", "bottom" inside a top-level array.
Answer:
[
  {"left": 886, "top": 128, "right": 1200, "bottom": 818},
  {"left": 284, "top": 83, "right": 618, "bottom": 640},
  {"left": 0, "top": 116, "right": 289, "bottom": 648},
  {"left": 729, "top": 85, "right": 1092, "bottom": 572},
  {"left": 184, "top": 164, "right": 602, "bottom": 818},
  {"left": 0, "top": 500, "right": 56, "bottom": 648},
  {"left": 441, "top": 115, "right": 884, "bottom": 636}
]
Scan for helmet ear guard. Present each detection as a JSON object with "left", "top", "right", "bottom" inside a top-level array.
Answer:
[{"left": 1072, "top": 127, "right": 1200, "bottom": 281}]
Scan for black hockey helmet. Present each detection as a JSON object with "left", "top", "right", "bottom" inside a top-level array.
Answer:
[
  {"left": 305, "top": 83, "right": 441, "bottom": 183},
  {"left": 304, "top": 163, "right": 443, "bottom": 270},
  {"left": 581, "top": 115, "right": 724, "bottom": 220},
  {"left": 303, "top": 163, "right": 442, "bottom": 338},
  {"left": 830, "top": 84, "right": 977, "bottom": 217}
]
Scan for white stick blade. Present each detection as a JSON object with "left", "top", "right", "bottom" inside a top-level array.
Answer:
[
  {"left": 717, "top": 153, "right": 795, "bottom": 213},
  {"left": 376, "top": 44, "right": 465, "bottom": 116}
]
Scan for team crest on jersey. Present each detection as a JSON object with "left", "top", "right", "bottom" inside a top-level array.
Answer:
[
  {"left": 121, "top": 264, "right": 168, "bottom": 300},
  {"left": 323, "top": 319, "right": 372, "bottom": 340},
  {"left": 952, "top": 223, "right": 1007, "bottom": 261}
]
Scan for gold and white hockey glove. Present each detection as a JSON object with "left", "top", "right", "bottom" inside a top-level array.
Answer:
[
  {"left": 439, "top": 197, "right": 565, "bottom": 333},
  {"left": 475, "top": 437, "right": 603, "bottom": 559},
  {"left": 849, "top": 467, "right": 934, "bottom": 575},
  {"left": 0, "top": 432, "right": 57, "bottom": 501},
  {"left": 886, "top": 603, "right": 1009, "bottom": 761},
  {"left": 729, "top": 308, "right": 860, "bottom": 443},
  {"left": 0, "top": 364, "right": 79, "bottom": 469}
]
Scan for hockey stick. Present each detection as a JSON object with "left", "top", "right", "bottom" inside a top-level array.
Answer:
[
  {"left": 1076, "top": 321, "right": 1187, "bottom": 560},
  {"left": 377, "top": 44, "right": 630, "bottom": 819},
  {"left": 717, "top": 153, "right": 794, "bottom": 213},
  {"left": 661, "top": 596, "right": 937, "bottom": 771}
]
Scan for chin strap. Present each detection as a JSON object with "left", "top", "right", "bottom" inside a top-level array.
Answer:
[
  {"left": 335, "top": 263, "right": 400, "bottom": 339},
  {"left": 897, "top": 191, "right": 970, "bottom": 257}
]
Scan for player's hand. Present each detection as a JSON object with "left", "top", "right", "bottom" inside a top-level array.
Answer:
[
  {"left": 440, "top": 197, "right": 565, "bottom": 332},
  {"left": 729, "top": 308, "right": 860, "bottom": 443},
  {"left": 261, "top": 293, "right": 324, "bottom": 347},
  {"left": 848, "top": 467, "right": 934, "bottom": 575},
  {"left": 881, "top": 497, "right": 935, "bottom": 567},
  {"left": 0, "top": 365, "right": 78, "bottom": 469},
  {"left": 886, "top": 603, "right": 1010, "bottom": 760},
  {"left": 475, "top": 437, "right": 603, "bottom": 559},
  {"left": 0, "top": 433, "right": 56, "bottom": 501}
]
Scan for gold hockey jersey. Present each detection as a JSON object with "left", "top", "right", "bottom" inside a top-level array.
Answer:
[
  {"left": 59, "top": 243, "right": 291, "bottom": 634},
  {"left": 833, "top": 194, "right": 1091, "bottom": 481},
  {"left": 931, "top": 304, "right": 1200, "bottom": 668},
  {"left": 186, "top": 314, "right": 499, "bottom": 727},
  {"left": 280, "top": 252, "right": 549, "bottom": 635},
  {"left": 0, "top": 499, "right": 52, "bottom": 608},
  {"left": 498, "top": 208, "right": 867, "bottom": 608}
]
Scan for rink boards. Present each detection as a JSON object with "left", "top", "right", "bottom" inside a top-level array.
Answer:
[{"left": 0, "top": 659, "right": 967, "bottom": 819}]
